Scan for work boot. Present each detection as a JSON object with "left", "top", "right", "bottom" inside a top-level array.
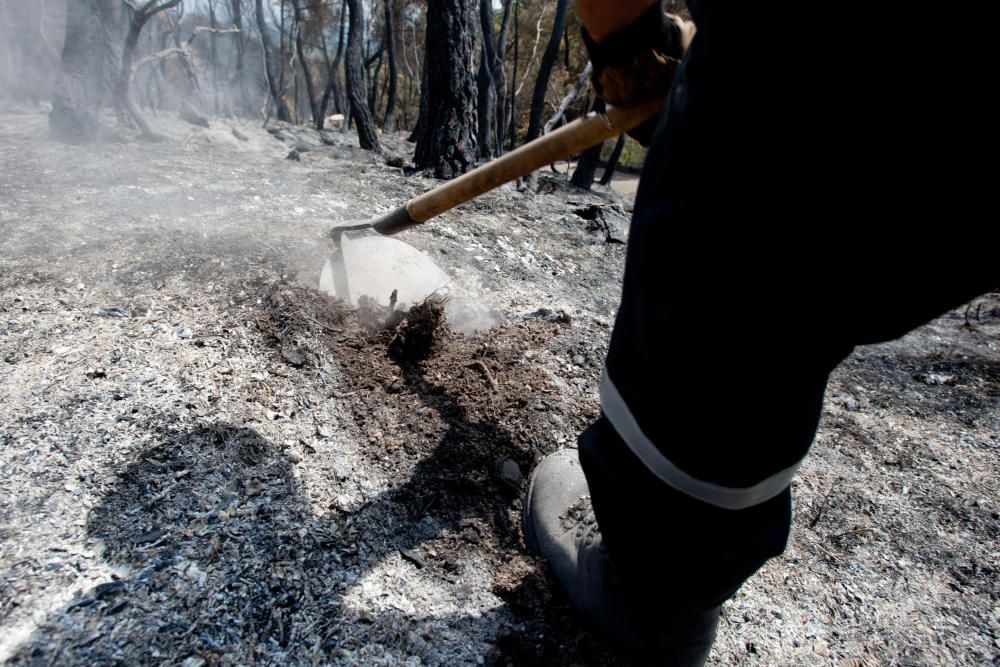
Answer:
[{"left": 523, "top": 448, "right": 720, "bottom": 666}]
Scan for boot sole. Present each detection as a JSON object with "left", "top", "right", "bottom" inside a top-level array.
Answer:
[{"left": 522, "top": 461, "right": 543, "bottom": 556}]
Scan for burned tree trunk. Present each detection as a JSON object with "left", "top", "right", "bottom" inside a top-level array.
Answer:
[
  {"left": 117, "top": 1, "right": 183, "bottom": 141},
  {"left": 507, "top": 0, "right": 519, "bottom": 150},
  {"left": 318, "top": 1, "right": 347, "bottom": 127},
  {"left": 50, "top": 0, "right": 118, "bottom": 143},
  {"left": 492, "top": 0, "right": 513, "bottom": 153},
  {"left": 571, "top": 141, "right": 603, "bottom": 190},
  {"left": 292, "top": 0, "right": 319, "bottom": 125},
  {"left": 414, "top": 0, "right": 477, "bottom": 179},
  {"left": 475, "top": 53, "right": 495, "bottom": 160},
  {"left": 278, "top": 0, "right": 287, "bottom": 112},
  {"left": 600, "top": 134, "right": 627, "bottom": 186},
  {"left": 525, "top": 0, "right": 568, "bottom": 142},
  {"left": 256, "top": 0, "right": 291, "bottom": 122},
  {"left": 345, "top": 0, "right": 381, "bottom": 151},
  {"left": 366, "top": 40, "right": 384, "bottom": 117},
  {"left": 382, "top": 0, "right": 399, "bottom": 131},
  {"left": 543, "top": 62, "right": 590, "bottom": 134},
  {"left": 208, "top": 0, "right": 221, "bottom": 113},
  {"left": 407, "top": 51, "right": 429, "bottom": 144},
  {"left": 229, "top": 0, "right": 249, "bottom": 115},
  {"left": 476, "top": 0, "right": 497, "bottom": 158},
  {"left": 571, "top": 99, "right": 605, "bottom": 190}
]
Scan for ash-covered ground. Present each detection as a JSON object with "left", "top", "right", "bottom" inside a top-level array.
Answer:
[{"left": 1, "top": 109, "right": 997, "bottom": 666}]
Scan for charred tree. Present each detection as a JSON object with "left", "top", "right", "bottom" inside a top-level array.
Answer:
[
  {"left": 525, "top": 0, "right": 569, "bottom": 142},
  {"left": 256, "top": 0, "right": 291, "bottom": 121},
  {"left": 571, "top": 141, "right": 603, "bottom": 189},
  {"left": 414, "top": 0, "right": 477, "bottom": 179},
  {"left": 229, "top": 0, "right": 249, "bottom": 115},
  {"left": 543, "top": 61, "right": 590, "bottom": 134},
  {"left": 366, "top": 39, "right": 384, "bottom": 117},
  {"left": 278, "top": 0, "right": 287, "bottom": 111},
  {"left": 407, "top": 50, "right": 429, "bottom": 143},
  {"left": 292, "top": 0, "right": 319, "bottom": 125},
  {"left": 600, "top": 134, "right": 627, "bottom": 186},
  {"left": 345, "top": 0, "right": 381, "bottom": 151},
  {"left": 382, "top": 0, "right": 399, "bottom": 131},
  {"left": 476, "top": 0, "right": 497, "bottom": 158},
  {"left": 571, "top": 98, "right": 605, "bottom": 189},
  {"left": 208, "top": 0, "right": 221, "bottom": 113},
  {"left": 507, "top": 0, "right": 519, "bottom": 150},
  {"left": 152, "top": 17, "right": 173, "bottom": 108},
  {"left": 563, "top": 20, "right": 570, "bottom": 70},
  {"left": 50, "top": 0, "right": 118, "bottom": 143},
  {"left": 492, "top": 0, "right": 513, "bottom": 153},
  {"left": 117, "top": 1, "right": 184, "bottom": 141},
  {"left": 318, "top": 2, "right": 347, "bottom": 127}
]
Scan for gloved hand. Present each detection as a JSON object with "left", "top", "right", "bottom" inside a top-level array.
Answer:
[{"left": 582, "top": 4, "right": 695, "bottom": 144}]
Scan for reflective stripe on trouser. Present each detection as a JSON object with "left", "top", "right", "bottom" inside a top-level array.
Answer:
[{"left": 600, "top": 370, "right": 803, "bottom": 511}]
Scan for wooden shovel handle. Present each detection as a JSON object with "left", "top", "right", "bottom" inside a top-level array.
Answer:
[{"left": 405, "top": 97, "right": 664, "bottom": 224}]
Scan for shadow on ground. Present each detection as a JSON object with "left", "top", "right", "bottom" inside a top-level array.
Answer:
[{"left": 8, "top": 406, "right": 614, "bottom": 665}]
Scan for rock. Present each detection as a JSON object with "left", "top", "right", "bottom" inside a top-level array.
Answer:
[
  {"left": 572, "top": 204, "right": 630, "bottom": 243},
  {"left": 230, "top": 126, "right": 248, "bottom": 142},
  {"left": 286, "top": 148, "right": 302, "bottom": 161},
  {"left": 281, "top": 347, "right": 307, "bottom": 367},
  {"left": 600, "top": 209, "right": 631, "bottom": 243},
  {"left": 500, "top": 458, "right": 523, "bottom": 489}
]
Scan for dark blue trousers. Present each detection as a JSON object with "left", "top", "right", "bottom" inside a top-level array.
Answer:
[{"left": 582, "top": 0, "right": 995, "bottom": 614}]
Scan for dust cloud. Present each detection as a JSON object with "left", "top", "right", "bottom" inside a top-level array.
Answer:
[{"left": 444, "top": 295, "right": 503, "bottom": 333}]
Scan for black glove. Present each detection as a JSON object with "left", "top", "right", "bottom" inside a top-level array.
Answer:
[{"left": 582, "top": 3, "right": 693, "bottom": 145}]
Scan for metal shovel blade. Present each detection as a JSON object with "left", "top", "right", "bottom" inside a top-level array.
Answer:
[{"left": 320, "top": 234, "right": 449, "bottom": 309}]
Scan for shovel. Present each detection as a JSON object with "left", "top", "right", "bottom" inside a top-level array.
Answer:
[{"left": 321, "top": 96, "right": 663, "bottom": 308}]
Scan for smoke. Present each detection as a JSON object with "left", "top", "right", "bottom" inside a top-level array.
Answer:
[
  {"left": 0, "top": 0, "right": 272, "bottom": 129},
  {"left": 444, "top": 295, "right": 503, "bottom": 334},
  {"left": 0, "top": 0, "right": 65, "bottom": 109}
]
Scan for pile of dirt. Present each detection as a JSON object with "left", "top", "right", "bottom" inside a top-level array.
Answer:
[
  {"left": 387, "top": 298, "right": 447, "bottom": 361},
  {"left": 259, "top": 281, "right": 611, "bottom": 664}
]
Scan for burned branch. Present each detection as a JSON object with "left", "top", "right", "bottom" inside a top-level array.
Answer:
[{"left": 542, "top": 62, "right": 590, "bottom": 135}]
